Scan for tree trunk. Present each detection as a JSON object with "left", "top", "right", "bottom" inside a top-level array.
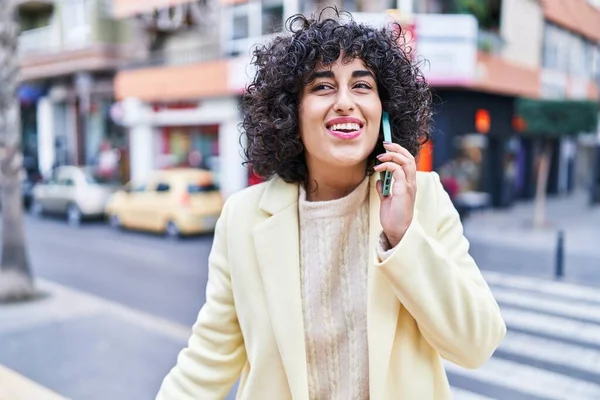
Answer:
[
  {"left": 0, "top": 0, "right": 35, "bottom": 302},
  {"left": 533, "top": 138, "right": 553, "bottom": 229}
]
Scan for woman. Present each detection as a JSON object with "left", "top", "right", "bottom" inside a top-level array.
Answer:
[{"left": 157, "top": 9, "right": 505, "bottom": 400}]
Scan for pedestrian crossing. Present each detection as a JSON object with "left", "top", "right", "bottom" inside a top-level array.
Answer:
[{"left": 449, "top": 271, "right": 600, "bottom": 400}]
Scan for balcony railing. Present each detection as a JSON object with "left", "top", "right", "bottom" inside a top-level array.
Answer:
[
  {"left": 18, "top": 25, "right": 60, "bottom": 55},
  {"left": 121, "top": 42, "right": 221, "bottom": 70},
  {"left": 120, "top": 33, "right": 279, "bottom": 70}
]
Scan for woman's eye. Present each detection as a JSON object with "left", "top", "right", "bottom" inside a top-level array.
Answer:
[
  {"left": 312, "top": 83, "right": 333, "bottom": 91},
  {"left": 354, "top": 82, "right": 372, "bottom": 90}
]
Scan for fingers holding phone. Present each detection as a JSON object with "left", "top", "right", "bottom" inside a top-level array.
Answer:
[{"left": 374, "top": 112, "right": 417, "bottom": 247}]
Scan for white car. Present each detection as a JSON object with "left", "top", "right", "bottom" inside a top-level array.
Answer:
[{"left": 31, "top": 166, "right": 119, "bottom": 226}]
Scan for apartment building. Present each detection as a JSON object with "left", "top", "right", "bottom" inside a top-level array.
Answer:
[
  {"left": 537, "top": 0, "right": 600, "bottom": 196},
  {"left": 112, "top": 0, "right": 432, "bottom": 197},
  {"left": 16, "top": 0, "right": 133, "bottom": 180},
  {"left": 112, "top": 0, "right": 600, "bottom": 204},
  {"left": 408, "top": 0, "right": 600, "bottom": 207}
]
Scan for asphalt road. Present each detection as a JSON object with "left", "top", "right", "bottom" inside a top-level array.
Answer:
[
  {"left": 14, "top": 212, "right": 600, "bottom": 328},
  {"left": 20, "top": 213, "right": 214, "bottom": 327},
  {"left": 3, "top": 213, "right": 600, "bottom": 399}
]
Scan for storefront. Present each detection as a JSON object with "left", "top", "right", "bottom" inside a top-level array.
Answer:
[
  {"left": 19, "top": 84, "right": 47, "bottom": 173},
  {"left": 431, "top": 89, "right": 522, "bottom": 208},
  {"left": 157, "top": 121, "right": 219, "bottom": 170},
  {"left": 118, "top": 96, "right": 245, "bottom": 197}
]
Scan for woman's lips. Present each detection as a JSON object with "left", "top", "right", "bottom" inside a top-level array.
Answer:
[{"left": 327, "top": 127, "right": 362, "bottom": 140}]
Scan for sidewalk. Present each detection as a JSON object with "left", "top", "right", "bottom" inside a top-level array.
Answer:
[
  {"left": 462, "top": 190, "right": 600, "bottom": 285},
  {"left": 463, "top": 190, "right": 600, "bottom": 257},
  {"left": 0, "top": 364, "right": 65, "bottom": 400},
  {"left": 0, "top": 279, "right": 192, "bottom": 400}
]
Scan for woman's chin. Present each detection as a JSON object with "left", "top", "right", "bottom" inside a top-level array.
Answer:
[{"left": 328, "top": 154, "right": 370, "bottom": 169}]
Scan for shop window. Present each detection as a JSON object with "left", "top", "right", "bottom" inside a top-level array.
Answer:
[
  {"left": 439, "top": 134, "right": 486, "bottom": 197},
  {"left": 159, "top": 125, "right": 219, "bottom": 171}
]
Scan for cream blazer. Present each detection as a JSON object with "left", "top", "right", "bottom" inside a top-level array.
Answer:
[{"left": 156, "top": 171, "right": 506, "bottom": 400}]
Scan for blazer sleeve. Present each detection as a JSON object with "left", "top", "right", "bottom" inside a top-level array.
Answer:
[
  {"left": 376, "top": 172, "right": 506, "bottom": 369},
  {"left": 156, "top": 199, "right": 246, "bottom": 399}
]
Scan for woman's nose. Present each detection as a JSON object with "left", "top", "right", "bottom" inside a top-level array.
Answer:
[{"left": 333, "top": 88, "right": 355, "bottom": 113}]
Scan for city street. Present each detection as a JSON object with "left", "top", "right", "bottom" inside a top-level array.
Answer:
[
  {"left": 1, "top": 208, "right": 600, "bottom": 399},
  {"left": 19, "top": 214, "right": 214, "bottom": 327}
]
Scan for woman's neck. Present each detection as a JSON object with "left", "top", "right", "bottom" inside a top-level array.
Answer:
[{"left": 305, "top": 164, "right": 367, "bottom": 202}]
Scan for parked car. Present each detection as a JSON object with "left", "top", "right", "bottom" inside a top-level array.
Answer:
[
  {"left": 105, "top": 168, "right": 222, "bottom": 238},
  {"left": 30, "top": 165, "right": 120, "bottom": 226}
]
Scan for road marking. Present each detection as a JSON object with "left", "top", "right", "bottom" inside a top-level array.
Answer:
[
  {"left": 38, "top": 279, "right": 192, "bottom": 342},
  {"left": 498, "top": 330, "right": 600, "bottom": 374},
  {"left": 0, "top": 364, "right": 66, "bottom": 400},
  {"left": 483, "top": 270, "right": 600, "bottom": 304},
  {"left": 500, "top": 307, "right": 600, "bottom": 347},
  {"left": 445, "top": 356, "right": 600, "bottom": 400},
  {"left": 492, "top": 287, "right": 600, "bottom": 323},
  {"left": 451, "top": 387, "right": 494, "bottom": 400}
]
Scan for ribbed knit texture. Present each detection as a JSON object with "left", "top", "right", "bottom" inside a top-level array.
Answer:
[{"left": 298, "top": 177, "right": 370, "bottom": 400}]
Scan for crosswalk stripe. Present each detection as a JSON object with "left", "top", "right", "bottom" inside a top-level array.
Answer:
[
  {"left": 492, "top": 287, "right": 600, "bottom": 323},
  {"left": 501, "top": 307, "right": 600, "bottom": 347},
  {"left": 451, "top": 387, "right": 494, "bottom": 400},
  {"left": 483, "top": 271, "right": 600, "bottom": 304},
  {"left": 445, "top": 272, "right": 600, "bottom": 399},
  {"left": 498, "top": 330, "right": 600, "bottom": 374},
  {"left": 445, "top": 357, "right": 600, "bottom": 400}
]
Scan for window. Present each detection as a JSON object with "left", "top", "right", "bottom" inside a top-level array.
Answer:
[
  {"left": 543, "top": 23, "right": 573, "bottom": 73},
  {"left": 595, "top": 45, "right": 600, "bottom": 83},
  {"left": 543, "top": 23, "right": 559, "bottom": 70},
  {"left": 59, "top": 178, "right": 75, "bottom": 187},
  {"left": 156, "top": 183, "right": 171, "bottom": 192},
  {"left": 222, "top": 1, "right": 284, "bottom": 56},
  {"left": 187, "top": 183, "right": 218, "bottom": 193},
  {"left": 62, "top": 0, "right": 90, "bottom": 46},
  {"left": 262, "top": 4, "right": 284, "bottom": 35},
  {"left": 233, "top": 13, "right": 249, "bottom": 40}
]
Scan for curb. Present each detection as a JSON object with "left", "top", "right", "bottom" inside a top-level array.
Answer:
[{"left": 0, "top": 364, "right": 66, "bottom": 400}]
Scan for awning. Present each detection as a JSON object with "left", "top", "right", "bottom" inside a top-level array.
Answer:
[
  {"left": 18, "top": 84, "right": 46, "bottom": 105},
  {"left": 515, "top": 98, "right": 598, "bottom": 137}
]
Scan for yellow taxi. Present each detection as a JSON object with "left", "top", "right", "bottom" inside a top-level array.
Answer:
[{"left": 105, "top": 168, "right": 222, "bottom": 238}]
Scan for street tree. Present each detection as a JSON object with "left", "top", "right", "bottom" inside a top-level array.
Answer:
[
  {"left": 0, "top": 0, "right": 35, "bottom": 302},
  {"left": 516, "top": 98, "right": 598, "bottom": 229}
]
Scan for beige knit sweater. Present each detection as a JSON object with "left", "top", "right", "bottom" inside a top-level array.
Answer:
[{"left": 298, "top": 177, "right": 370, "bottom": 400}]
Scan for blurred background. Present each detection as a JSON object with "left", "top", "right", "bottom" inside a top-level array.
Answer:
[{"left": 1, "top": 0, "right": 600, "bottom": 399}]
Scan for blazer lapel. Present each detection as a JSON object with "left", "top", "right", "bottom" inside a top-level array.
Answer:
[
  {"left": 252, "top": 177, "right": 309, "bottom": 400},
  {"left": 367, "top": 174, "right": 401, "bottom": 400}
]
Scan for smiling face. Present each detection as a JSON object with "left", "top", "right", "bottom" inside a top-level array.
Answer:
[{"left": 298, "top": 56, "right": 382, "bottom": 176}]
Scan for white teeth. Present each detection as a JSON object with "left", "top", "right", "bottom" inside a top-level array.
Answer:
[{"left": 330, "top": 123, "right": 360, "bottom": 131}]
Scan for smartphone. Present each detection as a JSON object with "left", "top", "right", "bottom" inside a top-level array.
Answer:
[{"left": 381, "top": 111, "right": 393, "bottom": 196}]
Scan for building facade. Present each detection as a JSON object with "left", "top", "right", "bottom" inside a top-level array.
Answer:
[
  {"left": 17, "top": 0, "right": 133, "bottom": 181},
  {"left": 110, "top": 0, "right": 600, "bottom": 205}
]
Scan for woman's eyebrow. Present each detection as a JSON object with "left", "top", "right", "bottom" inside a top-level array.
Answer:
[
  {"left": 313, "top": 71, "right": 335, "bottom": 79},
  {"left": 352, "top": 70, "right": 374, "bottom": 79},
  {"left": 312, "top": 70, "right": 374, "bottom": 79}
]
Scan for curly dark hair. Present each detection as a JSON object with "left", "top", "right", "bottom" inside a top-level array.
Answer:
[{"left": 241, "top": 7, "right": 432, "bottom": 185}]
